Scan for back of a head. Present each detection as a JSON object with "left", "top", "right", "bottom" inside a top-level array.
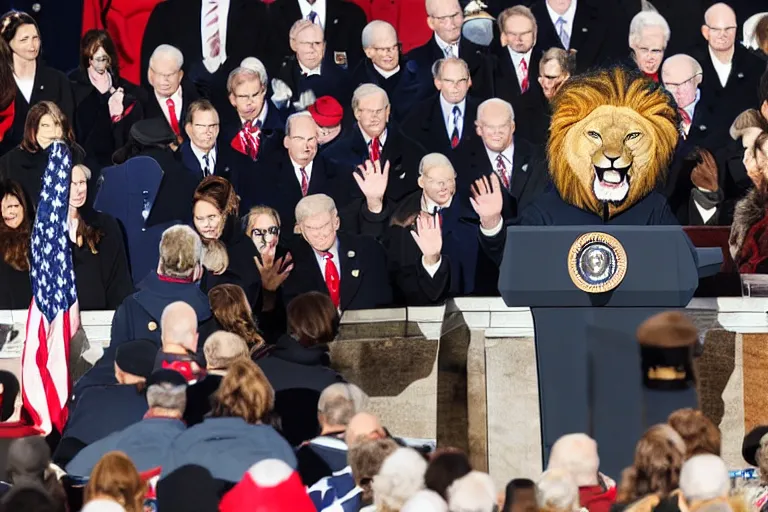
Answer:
[
  {"left": 81, "top": 499, "right": 127, "bottom": 512},
  {"left": 679, "top": 454, "right": 729, "bottom": 503},
  {"left": 346, "top": 412, "right": 385, "bottom": 447},
  {"left": 425, "top": 449, "right": 472, "bottom": 500},
  {"left": 158, "top": 225, "right": 202, "bottom": 279},
  {"left": 547, "top": 433, "right": 600, "bottom": 487},
  {"left": 448, "top": 471, "right": 497, "bottom": 512},
  {"left": 536, "top": 469, "right": 579, "bottom": 512},
  {"left": 84, "top": 452, "right": 145, "bottom": 512},
  {"left": 161, "top": 301, "right": 199, "bottom": 350},
  {"left": 667, "top": 408, "right": 721, "bottom": 457},
  {"left": 287, "top": 291, "right": 340, "bottom": 347},
  {"left": 402, "top": 489, "right": 448, "bottom": 512},
  {"left": 503, "top": 478, "right": 536, "bottom": 512},
  {"left": 0, "top": 483, "right": 57, "bottom": 512},
  {"left": 213, "top": 358, "right": 274, "bottom": 424},
  {"left": 371, "top": 447, "right": 428, "bottom": 510},
  {"left": 204, "top": 331, "right": 249, "bottom": 371},
  {"left": 617, "top": 424, "right": 685, "bottom": 503},
  {"left": 318, "top": 383, "right": 369, "bottom": 427},
  {"left": 7, "top": 436, "right": 51, "bottom": 483}
]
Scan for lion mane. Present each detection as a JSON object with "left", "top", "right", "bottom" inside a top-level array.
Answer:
[{"left": 547, "top": 67, "right": 679, "bottom": 219}]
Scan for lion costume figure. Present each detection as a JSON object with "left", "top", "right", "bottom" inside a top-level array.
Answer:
[{"left": 520, "top": 67, "right": 681, "bottom": 225}]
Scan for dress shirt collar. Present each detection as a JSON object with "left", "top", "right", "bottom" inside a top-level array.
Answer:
[
  {"left": 373, "top": 63, "right": 400, "bottom": 79},
  {"left": 439, "top": 95, "right": 465, "bottom": 125},
  {"left": 191, "top": 143, "right": 217, "bottom": 169},
  {"left": 298, "top": 0, "right": 326, "bottom": 28},
  {"left": 708, "top": 46, "right": 733, "bottom": 87},
  {"left": 507, "top": 47, "right": 533, "bottom": 69},
  {"left": 546, "top": 0, "right": 577, "bottom": 31},
  {"left": 313, "top": 238, "right": 340, "bottom": 272},
  {"left": 291, "top": 158, "right": 314, "bottom": 174},
  {"left": 434, "top": 33, "right": 460, "bottom": 57},
  {"left": 361, "top": 128, "right": 388, "bottom": 148},
  {"left": 683, "top": 88, "right": 701, "bottom": 122},
  {"left": 156, "top": 86, "right": 183, "bottom": 118},
  {"left": 299, "top": 61, "right": 323, "bottom": 76},
  {"left": 485, "top": 143, "right": 515, "bottom": 169},
  {"left": 422, "top": 193, "right": 454, "bottom": 213}
]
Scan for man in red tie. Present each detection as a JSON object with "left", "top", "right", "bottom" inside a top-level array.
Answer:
[
  {"left": 661, "top": 54, "right": 705, "bottom": 141},
  {"left": 628, "top": 11, "right": 669, "bottom": 83},
  {"left": 225, "top": 63, "right": 278, "bottom": 161},
  {"left": 281, "top": 194, "right": 393, "bottom": 311},
  {"left": 147, "top": 45, "right": 196, "bottom": 142},
  {"left": 496, "top": 6, "right": 540, "bottom": 102}
]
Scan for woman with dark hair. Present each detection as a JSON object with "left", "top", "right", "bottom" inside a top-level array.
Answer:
[
  {"left": 0, "top": 101, "right": 84, "bottom": 206},
  {"left": 162, "top": 358, "right": 296, "bottom": 485},
  {"left": 192, "top": 176, "right": 262, "bottom": 305},
  {"left": 68, "top": 163, "right": 134, "bottom": 310},
  {"left": 0, "top": 11, "right": 75, "bottom": 153},
  {"left": 69, "top": 30, "right": 145, "bottom": 168},
  {"left": 0, "top": 38, "right": 15, "bottom": 149},
  {"left": 208, "top": 283, "right": 267, "bottom": 353},
  {"left": 0, "top": 179, "right": 32, "bottom": 308},
  {"left": 256, "top": 291, "right": 344, "bottom": 446}
]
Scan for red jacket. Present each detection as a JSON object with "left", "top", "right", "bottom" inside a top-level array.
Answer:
[
  {"left": 579, "top": 484, "right": 617, "bottom": 512},
  {"left": 346, "top": 0, "right": 431, "bottom": 53},
  {"left": 81, "top": 0, "right": 164, "bottom": 85}
]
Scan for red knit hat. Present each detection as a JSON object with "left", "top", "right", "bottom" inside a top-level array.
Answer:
[
  {"left": 219, "top": 459, "right": 315, "bottom": 512},
  {"left": 308, "top": 96, "right": 343, "bottom": 127}
]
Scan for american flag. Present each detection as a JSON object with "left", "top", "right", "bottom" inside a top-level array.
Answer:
[{"left": 21, "top": 141, "right": 80, "bottom": 435}]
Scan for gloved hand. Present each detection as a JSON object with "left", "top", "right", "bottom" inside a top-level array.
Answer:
[
  {"left": 293, "top": 89, "right": 317, "bottom": 111},
  {"left": 270, "top": 78, "right": 293, "bottom": 109},
  {"left": 689, "top": 148, "right": 719, "bottom": 192}
]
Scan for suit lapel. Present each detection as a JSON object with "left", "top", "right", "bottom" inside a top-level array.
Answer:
[
  {"left": 337, "top": 234, "right": 363, "bottom": 311},
  {"left": 325, "top": 0, "right": 341, "bottom": 44},
  {"left": 284, "top": 0, "right": 303, "bottom": 24},
  {"left": 427, "top": 96, "right": 452, "bottom": 150},
  {"left": 500, "top": 50, "right": 523, "bottom": 97},
  {"left": 308, "top": 157, "right": 330, "bottom": 194},
  {"left": 181, "top": 143, "right": 203, "bottom": 178},
  {"left": 509, "top": 140, "right": 532, "bottom": 201}
]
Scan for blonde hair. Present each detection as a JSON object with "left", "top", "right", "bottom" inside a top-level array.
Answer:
[
  {"left": 212, "top": 358, "right": 274, "bottom": 424},
  {"left": 536, "top": 469, "right": 580, "bottom": 512},
  {"left": 203, "top": 331, "right": 250, "bottom": 370},
  {"left": 245, "top": 205, "right": 282, "bottom": 233},
  {"left": 352, "top": 83, "right": 389, "bottom": 111},
  {"left": 295, "top": 193, "right": 337, "bottom": 225},
  {"left": 84, "top": 452, "right": 146, "bottom": 512},
  {"left": 498, "top": 5, "right": 537, "bottom": 34},
  {"left": 158, "top": 225, "right": 203, "bottom": 279},
  {"left": 419, "top": 153, "right": 455, "bottom": 177}
]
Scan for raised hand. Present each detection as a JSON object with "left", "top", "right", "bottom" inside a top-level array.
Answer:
[
  {"left": 354, "top": 159, "right": 390, "bottom": 213},
  {"left": 690, "top": 148, "right": 719, "bottom": 192},
  {"left": 411, "top": 212, "right": 443, "bottom": 266},
  {"left": 470, "top": 173, "right": 504, "bottom": 230},
  {"left": 108, "top": 87, "right": 125, "bottom": 118},
  {"left": 255, "top": 249, "right": 294, "bottom": 292}
]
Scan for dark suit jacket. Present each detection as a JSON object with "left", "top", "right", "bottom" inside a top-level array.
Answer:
[
  {"left": 267, "top": 0, "right": 368, "bottom": 73},
  {"left": 281, "top": 232, "right": 394, "bottom": 311},
  {"left": 349, "top": 58, "right": 431, "bottom": 122},
  {"left": 491, "top": 47, "right": 542, "bottom": 107},
  {"left": 178, "top": 140, "right": 253, "bottom": 184},
  {"left": 275, "top": 54, "right": 352, "bottom": 106},
  {"left": 406, "top": 35, "right": 493, "bottom": 99},
  {"left": 141, "top": 0, "right": 271, "bottom": 111},
  {"left": 401, "top": 94, "right": 480, "bottom": 155},
  {"left": 529, "top": 0, "right": 628, "bottom": 73},
  {"left": 692, "top": 44, "right": 766, "bottom": 140},
  {"left": 321, "top": 124, "right": 427, "bottom": 205},
  {"left": 616, "top": 0, "right": 705, "bottom": 55},
  {"left": 453, "top": 137, "right": 549, "bottom": 218},
  {"left": 142, "top": 79, "right": 201, "bottom": 139}
]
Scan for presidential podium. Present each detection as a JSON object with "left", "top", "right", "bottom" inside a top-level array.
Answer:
[{"left": 498, "top": 226, "right": 722, "bottom": 477}]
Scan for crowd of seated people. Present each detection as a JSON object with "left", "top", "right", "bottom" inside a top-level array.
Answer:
[{"left": 0, "top": 0, "right": 767, "bottom": 509}]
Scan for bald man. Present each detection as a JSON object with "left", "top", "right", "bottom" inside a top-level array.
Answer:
[
  {"left": 155, "top": 301, "right": 206, "bottom": 381},
  {"left": 692, "top": 2, "right": 765, "bottom": 142},
  {"left": 276, "top": 21, "right": 352, "bottom": 105},
  {"left": 548, "top": 434, "right": 617, "bottom": 512},
  {"left": 268, "top": 0, "right": 367, "bottom": 72},
  {"left": 406, "top": 0, "right": 491, "bottom": 99}
]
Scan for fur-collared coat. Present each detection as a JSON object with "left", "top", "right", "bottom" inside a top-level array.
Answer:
[{"left": 729, "top": 188, "right": 768, "bottom": 273}]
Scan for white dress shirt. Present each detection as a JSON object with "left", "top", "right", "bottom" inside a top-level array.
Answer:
[
  {"left": 291, "top": 158, "right": 314, "bottom": 186},
  {"left": 14, "top": 75, "right": 34, "bottom": 103},
  {"left": 362, "top": 128, "right": 388, "bottom": 148},
  {"left": 546, "top": 0, "right": 577, "bottom": 46},
  {"left": 298, "top": 0, "right": 327, "bottom": 29},
  {"left": 313, "top": 238, "right": 341, "bottom": 276},
  {"left": 434, "top": 33, "right": 460, "bottom": 58},
  {"left": 708, "top": 46, "right": 733, "bottom": 88},
  {"left": 373, "top": 63, "right": 400, "bottom": 78},
  {"left": 201, "top": 0, "right": 230, "bottom": 63},
  {"left": 507, "top": 47, "right": 533, "bottom": 90},
  {"left": 191, "top": 143, "right": 218, "bottom": 176},
  {"left": 156, "top": 87, "right": 183, "bottom": 125},
  {"left": 694, "top": 202, "right": 717, "bottom": 224},
  {"left": 440, "top": 95, "right": 465, "bottom": 140},
  {"left": 299, "top": 61, "right": 322, "bottom": 76},
  {"left": 485, "top": 144, "right": 515, "bottom": 177}
]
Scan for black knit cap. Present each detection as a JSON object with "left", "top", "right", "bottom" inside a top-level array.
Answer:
[
  {"left": 115, "top": 339, "right": 158, "bottom": 379},
  {"left": 157, "top": 465, "right": 219, "bottom": 512},
  {"left": 130, "top": 118, "right": 177, "bottom": 146},
  {"left": 743, "top": 425, "right": 768, "bottom": 467}
]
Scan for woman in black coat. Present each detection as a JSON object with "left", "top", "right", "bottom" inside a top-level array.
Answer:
[
  {"left": 68, "top": 163, "right": 134, "bottom": 310},
  {"left": 255, "top": 291, "right": 344, "bottom": 446},
  {"left": 0, "top": 11, "right": 75, "bottom": 156},
  {"left": 69, "top": 30, "right": 145, "bottom": 168},
  {"left": 0, "top": 179, "right": 33, "bottom": 309},
  {"left": 0, "top": 101, "right": 84, "bottom": 207},
  {"left": 192, "top": 176, "right": 262, "bottom": 307}
]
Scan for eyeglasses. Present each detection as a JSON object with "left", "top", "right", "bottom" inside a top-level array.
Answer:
[
  {"left": 357, "top": 107, "right": 388, "bottom": 117},
  {"left": 664, "top": 73, "right": 700, "bottom": 92},
  {"left": 251, "top": 226, "right": 279, "bottom": 238},
  {"left": 705, "top": 25, "right": 737, "bottom": 35},
  {"left": 150, "top": 67, "right": 181, "bottom": 80},
  {"left": 193, "top": 123, "right": 219, "bottom": 131},
  {"left": 440, "top": 77, "right": 469, "bottom": 87},
  {"left": 91, "top": 56, "right": 110, "bottom": 64},
  {"left": 429, "top": 11, "right": 462, "bottom": 24},
  {"left": 235, "top": 90, "right": 266, "bottom": 101},
  {"left": 370, "top": 43, "right": 401, "bottom": 54},
  {"left": 635, "top": 47, "right": 664, "bottom": 56},
  {"left": 504, "top": 30, "right": 533, "bottom": 38}
]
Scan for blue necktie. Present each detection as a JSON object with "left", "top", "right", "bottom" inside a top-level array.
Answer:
[
  {"left": 307, "top": 10, "right": 318, "bottom": 23},
  {"left": 556, "top": 17, "right": 570, "bottom": 49}
]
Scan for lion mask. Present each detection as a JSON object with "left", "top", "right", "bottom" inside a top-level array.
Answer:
[{"left": 547, "top": 67, "right": 679, "bottom": 219}]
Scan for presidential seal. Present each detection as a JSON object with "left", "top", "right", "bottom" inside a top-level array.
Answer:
[{"left": 567, "top": 232, "right": 627, "bottom": 293}]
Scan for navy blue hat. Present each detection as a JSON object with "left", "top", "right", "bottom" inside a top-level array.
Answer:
[
  {"left": 115, "top": 340, "right": 158, "bottom": 379},
  {"left": 147, "top": 368, "right": 189, "bottom": 389}
]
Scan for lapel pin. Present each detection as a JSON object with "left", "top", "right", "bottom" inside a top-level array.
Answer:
[
  {"left": 347, "top": 250, "right": 355, "bottom": 258},
  {"left": 399, "top": 172, "right": 406, "bottom": 179},
  {"left": 351, "top": 269, "right": 360, "bottom": 277},
  {"left": 699, "top": 125, "right": 707, "bottom": 131},
  {"left": 148, "top": 321, "right": 158, "bottom": 331},
  {"left": 738, "top": 72, "right": 744, "bottom": 79},
  {"left": 334, "top": 18, "right": 339, "bottom": 24},
  {"left": 521, "top": 163, "right": 528, "bottom": 172},
  {"left": 582, "top": 27, "right": 588, "bottom": 32},
  {"left": 40, "top": 85, "right": 44, "bottom": 90}
]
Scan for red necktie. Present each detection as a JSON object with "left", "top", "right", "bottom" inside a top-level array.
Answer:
[
  {"left": 678, "top": 108, "right": 692, "bottom": 137},
  {"left": 520, "top": 58, "right": 529, "bottom": 93},
  {"left": 166, "top": 98, "right": 181, "bottom": 136},
  {"left": 300, "top": 167, "right": 309, "bottom": 196},
  {"left": 369, "top": 137, "right": 381, "bottom": 162},
  {"left": 496, "top": 154, "right": 510, "bottom": 189},
  {"left": 323, "top": 252, "right": 340, "bottom": 308},
  {"left": 239, "top": 120, "right": 261, "bottom": 160},
  {"left": 450, "top": 106, "right": 460, "bottom": 149}
]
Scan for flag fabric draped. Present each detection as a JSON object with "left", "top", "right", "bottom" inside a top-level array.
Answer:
[{"left": 21, "top": 142, "right": 79, "bottom": 435}]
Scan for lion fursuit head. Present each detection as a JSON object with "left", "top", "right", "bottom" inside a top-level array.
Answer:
[{"left": 547, "top": 67, "right": 679, "bottom": 220}]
